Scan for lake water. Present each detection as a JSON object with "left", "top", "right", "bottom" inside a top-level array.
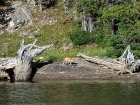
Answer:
[{"left": 0, "top": 80, "right": 140, "bottom": 105}]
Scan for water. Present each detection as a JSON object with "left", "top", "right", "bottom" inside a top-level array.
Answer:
[{"left": 0, "top": 80, "right": 140, "bottom": 105}]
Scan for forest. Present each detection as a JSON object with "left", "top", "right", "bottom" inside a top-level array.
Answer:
[{"left": 66, "top": 0, "right": 140, "bottom": 58}]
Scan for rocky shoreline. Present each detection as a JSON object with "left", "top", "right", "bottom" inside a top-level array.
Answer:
[{"left": 33, "top": 58, "right": 140, "bottom": 82}]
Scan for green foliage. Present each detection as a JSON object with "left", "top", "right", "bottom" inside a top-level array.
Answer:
[
  {"left": 83, "top": 1, "right": 140, "bottom": 58},
  {"left": 64, "top": 0, "right": 75, "bottom": 9},
  {"left": 68, "top": 26, "right": 91, "bottom": 45},
  {"left": 133, "top": 50, "right": 140, "bottom": 59},
  {"left": 106, "top": 47, "right": 117, "bottom": 58},
  {"left": 67, "top": 0, "right": 140, "bottom": 58},
  {"left": 2, "top": 0, "right": 140, "bottom": 59},
  {"left": 46, "top": 55, "right": 57, "bottom": 63},
  {"left": 129, "top": 43, "right": 140, "bottom": 59},
  {"left": 93, "top": 27, "right": 111, "bottom": 47},
  {"left": 76, "top": 0, "right": 98, "bottom": 16}
]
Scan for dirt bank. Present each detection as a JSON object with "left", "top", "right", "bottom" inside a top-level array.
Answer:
[{"left": 33, "top": 58, "right": 140, "bottom": 82}]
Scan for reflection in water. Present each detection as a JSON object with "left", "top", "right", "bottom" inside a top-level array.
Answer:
[{"left": 0, "top": 81, "right": 140, "bottom": 105}]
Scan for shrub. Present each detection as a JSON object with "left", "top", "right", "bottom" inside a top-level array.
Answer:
[
  {"left": 46, "top": 55, "right": 57, "bottom": 63},
  {"left": 106, "top": 47, "right": 120, "bottom": 58},
  {"left": 68, "top": 27, "right": 91, "bottom": 45}
]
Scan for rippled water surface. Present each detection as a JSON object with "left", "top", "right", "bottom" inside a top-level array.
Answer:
[{"left": 0, "top": 80, "right": 140, "bottom": 105}]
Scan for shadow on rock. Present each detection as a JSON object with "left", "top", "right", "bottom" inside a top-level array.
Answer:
[{"left": 30, "top": 60, "right": 50, "bottom": 81}]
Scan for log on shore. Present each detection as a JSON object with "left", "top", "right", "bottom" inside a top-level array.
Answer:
[{"left": 77, "top": 53, "right": 135, "bottom": 74}]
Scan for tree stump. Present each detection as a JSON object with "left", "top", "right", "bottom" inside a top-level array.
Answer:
[
  {"left": 14, "top": 39, "right": 53, "bottom": 81},
  {"left": 0, "top": 39, "right": 53, "bottom": 82}
]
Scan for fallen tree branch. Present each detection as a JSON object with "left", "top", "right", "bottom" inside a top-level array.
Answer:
[
  {"left": 77, "top": 53, "right": 124, "bottom": 70},
  {"left": 77, "top": 53, "right": 135, "bottom": 75}
]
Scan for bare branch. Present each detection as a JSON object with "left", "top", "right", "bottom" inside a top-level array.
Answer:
[{"left": 28, "top": 39, "right": 37, "bottom": 51}]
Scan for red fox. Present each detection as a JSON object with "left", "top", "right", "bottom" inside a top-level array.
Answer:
[{"left": 63, "top": 57, "right": 73, "bottom": 65}]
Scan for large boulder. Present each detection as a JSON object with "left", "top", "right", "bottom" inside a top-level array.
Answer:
[{"left": 0, "top": 1, "right": 32, "bottom": 33}]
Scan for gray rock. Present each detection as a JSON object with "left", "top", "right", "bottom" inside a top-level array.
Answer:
[
  {"left": 4, "top": 6, "right": 32, "bottom": 32},
  {"left": 11, "top": 1, "right": 22, "bottom": 8}
]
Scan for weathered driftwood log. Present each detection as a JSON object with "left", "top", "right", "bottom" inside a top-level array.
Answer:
[
  {"left": 0, "top": 58, "right": 17, "bottom": 82},
  {"left": 0, "top": 70, "right": 9, "bottom": 81},
  {"left": 0, "top": 57, "right": 18, "bottom": 70},
  {"left": 119, "top": 45, "right": 135, "bottom": 66},
  {"left": 0, "top": 57, "right": 18, "bottom": 81},
  {"left": 0, "top": 39, "right": 53, "bottom": 82},
  {"left": 77, "top": 53, "right": 126, "bottom": 70},
  {"left": 117, "top": 45, "right": 140, "bottom": 74},
  {"left": 14, "top": 39, "right": 53, "bottom": 81},
  {"left": 77, "top": 53, "right": 135, "bottom": 75},
  {"left": 77, "top": 45, "right": 140, "bottom": 75}
]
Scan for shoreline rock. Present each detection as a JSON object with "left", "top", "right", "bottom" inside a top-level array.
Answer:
[{"left": 33, "top": 58, "right": 140, "bottom": 82}]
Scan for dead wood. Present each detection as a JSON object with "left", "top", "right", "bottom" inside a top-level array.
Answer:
[
  {"left": 77, "top": 46, "right": 140, "bottom": 75},
  {"left": 14, "top": 39, "right": 53, "bottom": 81},
  {"left": 0, "top": 39, "right": 53, "bottom": 82},
  {"left": 77, "top": 53, "right": 135, "bottom": 75}
]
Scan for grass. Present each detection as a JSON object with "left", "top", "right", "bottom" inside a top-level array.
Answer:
[
  {"left": 0, "top": 0, "right": 108, "bottom": 62},
  {"left": 34, "top": 44, "right": 107, "bottom": 62}
]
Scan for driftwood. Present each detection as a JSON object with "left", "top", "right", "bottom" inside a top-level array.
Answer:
[
  {"left": 0, "top": 70, "right": 9, "bottom": 81},
  {"left": 0, "top": 39, "right": 53, "bottom": 82},
  {"left": 0, "top": 57, "right": 18, "bottom": 70},
  {"left": 15, "top": 39, "right": 53, "bottom": 81},
  {"left": 119, "top": 45, "right": 135, "bottom": 65},
  {"left": 77, "top": 53, "right": 134, "bottom": 74},
  {"left": 77, "top": 46, "right": 140, "bottom": 75}
]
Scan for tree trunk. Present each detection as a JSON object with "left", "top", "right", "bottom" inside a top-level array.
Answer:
[
  {"left": 77, "top": 53, "right": 136, "bottom": 75},
  {"left": 0, "top": 39, "right": 53, "bottom": 82},
  {"left": 38, "top": 0, "right": 42, "bottom": 11},
  {"left": 77, "top": 53, "right": 125, "bottom": 71},
  {"left": 110, "top": 18, "right": 115, "bottom": 35},
  {"left": 15, "top": 61, "right": 31, "bottom": 81},
  {"left": 81, "top": 12, "right": 88, "bottom": 31},
  {"left": 14, "top": 39, "right": 53, "bottom": 81},
  {"left": 77, "top": 46, "right": 140, "bottom": 74},
  {"left": 88, "top": 16, "right": 93, "bottom": 33}
]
